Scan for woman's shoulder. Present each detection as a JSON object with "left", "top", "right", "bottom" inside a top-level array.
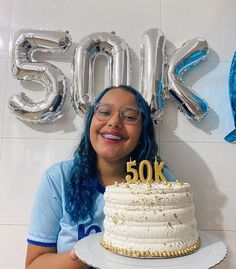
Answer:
[
  {"left": 40, "top": 160, "right": 74, "bottom": 193},
  {"left": 46, "top": 159, "right": 73, "bottom": 177}
]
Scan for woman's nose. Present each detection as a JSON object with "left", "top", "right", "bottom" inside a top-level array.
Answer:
[{"left": 107, "top": 111, "right": 122, "bottom": 128}]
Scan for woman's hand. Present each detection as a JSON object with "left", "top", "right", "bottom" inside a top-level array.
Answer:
[
  {"left": 25, "top": 244, "right": 88, "bottom": 269},
  {"left": 69, "top": 249, "right": 79, "bottom": 261}
]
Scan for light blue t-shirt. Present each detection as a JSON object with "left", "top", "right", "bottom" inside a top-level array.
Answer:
[{"left": 27, "top": 160, "right": 105, "bottom": 253}]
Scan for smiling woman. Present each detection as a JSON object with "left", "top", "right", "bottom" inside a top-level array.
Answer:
[{"left": 25, "top": 85, "right": 160, "bottom": 269}]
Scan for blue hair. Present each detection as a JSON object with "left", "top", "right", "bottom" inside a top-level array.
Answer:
[{"left": 65, "top": 85, "right": 158, "bottom": 223}]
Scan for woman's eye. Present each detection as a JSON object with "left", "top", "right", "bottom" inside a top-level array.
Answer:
[
  {"left": 125, "top": 115, "right": 135, "bottom": 119},
  {"left": 98, "top": 110, "right": 111, "bottom": 116},
  {"left": 123, "top": 112, "right": 138, "bottom": 121}
]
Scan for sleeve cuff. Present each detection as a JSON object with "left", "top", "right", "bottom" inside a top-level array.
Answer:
[{"left": 27, "top": 239, "right": 57, "bottom": 247}]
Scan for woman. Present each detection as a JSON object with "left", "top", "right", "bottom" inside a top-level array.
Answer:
[{"left": 25, "top": 85, "right": 162, "bottom": 269}]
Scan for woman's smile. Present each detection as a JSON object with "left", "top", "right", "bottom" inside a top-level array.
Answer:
[{"left": 99, "top": 130, "right": 127, "bottom": 144}]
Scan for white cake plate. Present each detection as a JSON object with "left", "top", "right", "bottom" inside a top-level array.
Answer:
[{"left": 74, "top": 231, "right": 227, "bottom": 269}]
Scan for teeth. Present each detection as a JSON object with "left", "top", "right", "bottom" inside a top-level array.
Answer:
[{"left": 102, "top": 134, "right": 122, "bottom": 141}]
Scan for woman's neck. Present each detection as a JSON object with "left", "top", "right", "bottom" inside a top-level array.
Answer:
[{"left": 97, "top": 158, "right": 127, "bottom": 187}]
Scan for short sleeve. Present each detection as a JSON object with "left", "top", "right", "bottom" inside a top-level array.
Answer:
[{"left": 27, "top": 168, "right": 63, "bottom": 247}]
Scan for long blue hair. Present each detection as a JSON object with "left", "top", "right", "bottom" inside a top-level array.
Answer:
[{"left": 65, "top": 85, "right": 158, "bottom": 223}]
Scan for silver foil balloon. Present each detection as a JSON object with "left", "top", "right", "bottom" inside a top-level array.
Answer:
[
  {"left": 72, "top": 32, "right": 131, "bottom": 116},
  {"left": 166, "top": 38, "right": 209, "bottom": 121},
  {"left": 9, "top": 30, "right": 72, "bottom": 123},
  {"left": 140, "top": 28, "right": 166, "bottom": 123},
  {"left": 224, "top": 52, "right": 236, "bottom": 142}
]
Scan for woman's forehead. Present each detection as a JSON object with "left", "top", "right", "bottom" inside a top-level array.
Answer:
[{"left": 100, "top": 88, "right": 137, "bottom": 106}]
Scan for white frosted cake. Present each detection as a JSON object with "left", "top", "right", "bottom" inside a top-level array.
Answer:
[{"left": 101, "top": 181, "right": 200, "bottom": 258}]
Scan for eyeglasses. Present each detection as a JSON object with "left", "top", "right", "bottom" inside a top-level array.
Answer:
[{"left": 94, "top": 103, "right": 141, "bottom": 125}]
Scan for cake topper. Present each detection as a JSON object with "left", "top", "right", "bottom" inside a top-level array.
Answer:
[{"left": 125, "top": 158, "right": 168, "bottom": 184}]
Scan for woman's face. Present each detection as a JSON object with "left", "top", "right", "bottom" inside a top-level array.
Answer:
[{"left": 90, "top": 88, "right": 142, "bottom": 164}]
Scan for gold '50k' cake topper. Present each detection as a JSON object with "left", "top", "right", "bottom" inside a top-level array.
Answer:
[{"left": 125, "top": 158, "right": 168, "bottom": 184}]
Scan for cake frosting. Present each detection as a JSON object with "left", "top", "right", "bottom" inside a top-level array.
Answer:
[{"left": 101, "top": 181, "right": 200, "bottom": 258}]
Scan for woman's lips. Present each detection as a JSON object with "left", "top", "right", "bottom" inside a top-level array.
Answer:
[{"left": 100, "top": 131, "right": 125, "bottom": 144}]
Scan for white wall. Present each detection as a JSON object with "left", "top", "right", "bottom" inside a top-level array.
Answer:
[{"left": 0, "top": 0, "right": 235, "bottom": 268}]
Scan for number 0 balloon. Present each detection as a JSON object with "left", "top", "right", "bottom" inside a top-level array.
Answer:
[{"left": 71, "top": 32, "right": 131, "bottom": 116}]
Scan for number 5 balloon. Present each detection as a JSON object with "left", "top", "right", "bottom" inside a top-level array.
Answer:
[{"left": 9, "top": 30, "right": 71, "bottom": 123}]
